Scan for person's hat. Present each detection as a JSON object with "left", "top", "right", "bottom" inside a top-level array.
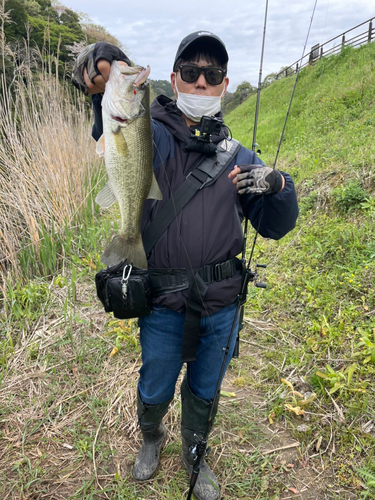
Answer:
[{"left": 173, "top": 31, "right": 229, "bottom": 71}]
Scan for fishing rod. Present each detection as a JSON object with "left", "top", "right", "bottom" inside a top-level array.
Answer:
[
  {"left": 236, "top": 0, "right": 269, "bottom": 357},
  {"left": 242, "top": 0, "right": 269, "bottom": 261},
  {"left": 274, "top": 0, "right": 318, "bottom": 169},
  {"left": 245, "top": 0, "right": 318, "bottom": 278},
  {"left": 252, "top": 0, "right": 268, "bottom": 154},
  {"left": 185, "top": 2, "right": 269, "bottom": 499}
]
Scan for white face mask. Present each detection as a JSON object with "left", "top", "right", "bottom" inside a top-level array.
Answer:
[{"left": 175, "top": 77, "right": 225, "bottom": 123}]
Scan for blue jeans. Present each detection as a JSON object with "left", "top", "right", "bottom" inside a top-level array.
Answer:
[{"left": 138, "top": 301, "right": 239, "bottom": 404}]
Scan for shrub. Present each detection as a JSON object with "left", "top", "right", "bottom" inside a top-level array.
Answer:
[{"left": 331, "top": 181, "right": 367, "bottom": 213}]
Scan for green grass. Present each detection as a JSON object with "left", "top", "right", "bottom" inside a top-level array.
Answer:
[
  {"left": 225, "top": 41, "right": 375, "bottom": 498},
  {"left": 226, "top": 43, "right": 375, "bottom": 179}
]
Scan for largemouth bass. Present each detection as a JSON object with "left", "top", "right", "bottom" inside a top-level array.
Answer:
[{"left": 95, "top": 62, "right": 162, "bottom": 269}]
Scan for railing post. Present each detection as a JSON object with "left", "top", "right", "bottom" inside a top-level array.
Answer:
[
  {"left": 320, "top": 46, "right": 323, "bottom": 58},
  {"left": 341, "top": 34, "right": 345, "bottom": 49},
  {"left": 368, "top": 21, "right": 373, "bottom": 43},
  {"left": 296, "top": 62, "right": 299, "bottom": 72}
]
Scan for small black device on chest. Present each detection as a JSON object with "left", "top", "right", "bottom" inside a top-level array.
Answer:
[{"left": 185, "top": 115, "right": 223, "bottom": 155}]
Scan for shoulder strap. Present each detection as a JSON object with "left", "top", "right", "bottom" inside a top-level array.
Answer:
[{"left": 143, "top": 139, "right": 242, "bottom": 256}]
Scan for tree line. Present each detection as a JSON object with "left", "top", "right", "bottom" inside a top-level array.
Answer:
[
  {"left": 1, "top": 0, "right": 124, "bottom": 92},
  {"left": 3, "top": 0, "right": 122, "bottom": 60},
  {"left": 222, "top": 69, "right": 290, "bottom": 114}
]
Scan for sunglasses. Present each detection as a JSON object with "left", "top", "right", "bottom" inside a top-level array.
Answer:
[{"left": 177, "top": 64, "right": 227, "bottom": 85}]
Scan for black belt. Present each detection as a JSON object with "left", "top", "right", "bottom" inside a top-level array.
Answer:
[
  {"left": 149, "top": 257, "right": 244, "bottom": 362},
  {"left": 198, "top": 258, "right": 240, "bottom": 284},
  {"left": 148, "top": 268, "right": 190, "bottom": 297}
]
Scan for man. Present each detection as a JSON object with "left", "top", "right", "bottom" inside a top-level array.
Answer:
[{"left": 73, "top": 32, "right": 298, "bottom": 500}]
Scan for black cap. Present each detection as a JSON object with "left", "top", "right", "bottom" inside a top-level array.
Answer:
[{"left": 173, "top": 31, "right": 229, "bottom": 71}]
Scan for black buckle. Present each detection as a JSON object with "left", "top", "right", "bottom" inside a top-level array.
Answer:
[
  {"left": 214, "top": 263, "right": 222, "bottom": 281},
  {"left": 186, "top": 170, "right": 209, "bottom": 189},
  {"left": 201, "top": 265, "right": 214, "bottom": 284},
  {"left": 200, "top": 259, "right": 236, "bottom": 284},
  {"left": 214, "top": 260, "right": 234, "bottom": 281}
]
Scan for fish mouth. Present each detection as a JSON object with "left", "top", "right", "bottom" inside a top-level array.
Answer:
[{"left": 111, "top": 115, "right": 128, "bottom": 123}]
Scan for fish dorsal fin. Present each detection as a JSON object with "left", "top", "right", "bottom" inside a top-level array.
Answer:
[
  {"left": 147, "top": 173, "right": 163, "bottom": 200},
  {"left": 96, "top": 135, "right": 105, "bottom": 157},
  {"left": 95, "top": 182, "right": 117, "bottom": 208}
]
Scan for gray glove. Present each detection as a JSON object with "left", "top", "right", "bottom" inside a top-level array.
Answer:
[
  {"left": 236, "top": 164, "right": 284, "bottom": 195},
  {"left": 72, "top": 42, "right": 131, "bottom": 94}
]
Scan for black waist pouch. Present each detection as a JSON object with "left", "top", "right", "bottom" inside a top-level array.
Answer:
[{"left": 95, "top": 261, "right": 152, "bottom": 319}]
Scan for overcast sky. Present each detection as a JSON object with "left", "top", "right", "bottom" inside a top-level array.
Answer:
[{"left": 70, "top": 0, "right": 374, "bottom": 91}]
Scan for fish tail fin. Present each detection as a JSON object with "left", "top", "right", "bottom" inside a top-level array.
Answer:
[{"left": 101, "top": 235, "right": 148, "bottom": 269}]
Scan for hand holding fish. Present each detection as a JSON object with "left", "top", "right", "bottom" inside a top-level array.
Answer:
[
  {"left": 72, "top": 42, "right": 131, "bottom": 95},
  {"left": 84, "top": 59, "right": 129, "bottom": 94}
]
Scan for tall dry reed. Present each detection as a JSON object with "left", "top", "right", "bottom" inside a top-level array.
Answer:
[{"left": 0, "top": 44, "right": 101, "bottom": 280}]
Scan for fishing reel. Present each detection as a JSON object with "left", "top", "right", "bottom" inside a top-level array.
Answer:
[
  {"left": 241, "top": 263, "right": 267, "bottom": 304},
  {"left": 233, "top": 262, "right": 267, "bottom": 359},
  {"left": 253, "top": 263, "right": 267, "bottom": 289},
  {"left": 187, "top": 439, "right": 210, "bottom": 466},
  {"left": 185, "top": 116, "right": 223, "bottom": 154}
]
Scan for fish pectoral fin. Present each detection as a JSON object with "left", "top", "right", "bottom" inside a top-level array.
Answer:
[
  {"left": 95, "top": 182, "right": 117, "bottom": 208},
  {"left": 147, "top": 173, "right": 163, "bottom": 200},
  {"left": 96, "top": 135, "right": 105, "bottom": 157}
]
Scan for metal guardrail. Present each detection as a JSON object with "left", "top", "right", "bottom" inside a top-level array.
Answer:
[{"left": 276, "top": 17, "right": 375, "bottom": 79}]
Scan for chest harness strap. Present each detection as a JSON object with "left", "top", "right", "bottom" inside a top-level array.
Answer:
[{"left": 143, "top": 138, "right": 243, "bottom": 363}]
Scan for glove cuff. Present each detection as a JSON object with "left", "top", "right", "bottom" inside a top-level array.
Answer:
[
  {"left": 72, "top": 43, "right": 96, "bottom": 94},
  {"left": 271, "top": 170, "right": 284, "bottom": 194}
]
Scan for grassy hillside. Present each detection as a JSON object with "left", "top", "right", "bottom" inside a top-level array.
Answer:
[
  {"left": 1, "top": 42, "right": 375, "bottom": 499},
  {"left": 227, "top": 43, "right": 375, "bottom": 177},
  {"left": 225, "top": 41, "right": 375, "bottom": 496}
]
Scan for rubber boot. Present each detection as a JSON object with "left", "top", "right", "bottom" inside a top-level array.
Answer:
[
  {"left": 133, "top": 390, "right": 173, "bottom": 481},
  {"left": 180, "top": 377, "right": 221, "bottom": 500}
]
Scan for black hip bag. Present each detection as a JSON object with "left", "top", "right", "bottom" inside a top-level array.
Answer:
[
  {"left": 95, "top": 261, "right": 190, "bottom": 320},
  {"left": 95, "top": 262, "right": 152, "bottom": 319}
]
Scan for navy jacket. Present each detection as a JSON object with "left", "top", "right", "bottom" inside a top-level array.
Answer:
[{"left": 92, "top": 94, "right": 299, "bottom": 315}]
